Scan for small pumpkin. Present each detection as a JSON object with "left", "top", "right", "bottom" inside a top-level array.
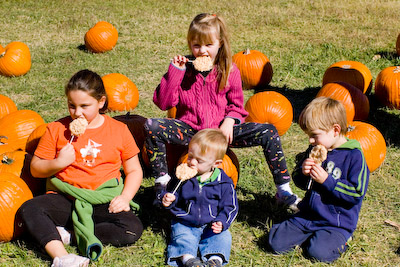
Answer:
[
  {"left": 316, "top": 82, "right": 370, "bottom": 122},
  {"left": 25, "top": 123, "right": 48, "bottom": 155},
  {"left": 0, "top": 95, "right": 17, "bottom": 120},
  {"left": 0, "top": 110, "right": 45, "bottom": 151},
  {"left": 0, "top": 172, "right": 33, "bottom": 242},
  {"left": 232, "top": 49, "right": 273, "bottom": 89},
  {"left": 374, "top": 66, "right": 400, "bottom": 109},
  {"left": 84, "top": 21, "right": 118, "bottom": 53},
  {"left": 102, "top": 73, "right": 139, "bottom": 112},
  {"left": 0, "top": 42, "right": 31, "bottom": 77},
  {"left": 178, "top": 149, "right": 240, "bottom": 187},
  {"left": 346, "top": 121, "right": 386, "bottom": 172},
  {"left": 167, "top": 107, "right": 177, "bottom": 118},
  {"left": 245, "top": 91, "right": 293, "bottom": 136},
  {"left": 322, "top": 60, "right": 372, "bottom": 94}
]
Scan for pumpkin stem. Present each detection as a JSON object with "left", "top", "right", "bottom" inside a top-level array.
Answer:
[
  {"left": 394, "top": 66, "right": 400, "bottom": 73},
  {"left": 0, "top": 135, "right": 8, "bottom": 145},
  {"left": 0, "top": 51, "right": 5, "bottom": 58},
  {"left": 244, "top": 48, "right": 251, "bottom": 55},
  {"left": 1, "top": 155, "right": 13, "bottom": 165},
  {"left": 347, "top": 125, "right": 355, "bottom": 132}
]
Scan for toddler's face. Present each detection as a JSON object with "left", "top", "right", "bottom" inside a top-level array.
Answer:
[
  {"left": 189, "top": 31, "right": 220, "bottom": 61},
  {"left": 307, "top": 128, "right": 336, "bottom": 149},
  {"left": 187, "top": 143, "right": 218, "bottom": 175}
]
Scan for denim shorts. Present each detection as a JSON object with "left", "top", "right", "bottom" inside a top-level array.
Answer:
[{"left": 167, "top": 220, "right": 232, "bottom": 266}]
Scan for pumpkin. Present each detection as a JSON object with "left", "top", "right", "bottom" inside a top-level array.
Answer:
[
  {"left": 374, "top": 66, "right": 400, "bottom": 109},
  {"left": 0, "top": 136, "right": 13, "bottom": 155},
  {"left": 0, "top": 95, "right": 17, "bottom": 120},
  {"left": 84, "top": 21, "right": 118, "bottom": 53},
  {"left": 0, "top": 42, "right": 31, "bottom": 77},
  {"left": 0, "top": 110, "right": 45, "bottom": 151},
  {"left": 232, "top": 49, "right": 273, "bottom": 89},
  {"left": 0, "top": 151, "right": 45, "bottom": 196},
  {"left": 0, "top": 172, "right": 33, "bottom": 242},
  {"left": 322, "top": 60, "right": 372, "bottom": 94},
  {"left": 346, "top": 121, "right": 386, "bottom": 172},
  {"left": 245, "top": 91, "right": 293, "bottom": 136},
  {"left": 25, "top": 123, "right": 48, "bottom": 155},
  {"left": 316, "top": 82, "right": 370, "bottom": 122},
  {"left": 178, "top": 149, "right": 240, "bottom": 187},
  {"left": 102, "top": 73, "right": 139, "bottom": 112},
  {"left": 113, "top": 113, "right": 147, "bottom": 150},
  {"left": 396, "top": 33, "right": 400, "bottom": 56},
  {"left": 167, "top": 107, "right": 177, "bottom": 118}
]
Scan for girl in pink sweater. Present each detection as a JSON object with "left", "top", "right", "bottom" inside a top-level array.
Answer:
[{"left": 145, "top": 13, "right": 299, "bottom": 213}]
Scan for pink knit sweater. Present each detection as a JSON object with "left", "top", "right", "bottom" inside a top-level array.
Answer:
[{"left": 154, "top": 63, "right": 248, "bottom": 130}]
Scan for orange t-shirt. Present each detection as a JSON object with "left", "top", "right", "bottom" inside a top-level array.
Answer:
[{"left": 35, "top": 115, "right": 139, "bottom": 190}]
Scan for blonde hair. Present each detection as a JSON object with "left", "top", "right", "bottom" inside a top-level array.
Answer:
[
  {"left": 187, "top": 13, "right": 232, "bottom": 91},
  {"left": 189, "top": 128, "right": 228, "bottom": 160},
  {"left": 299, "top": 97, "right": 348, "bottom": 135}
]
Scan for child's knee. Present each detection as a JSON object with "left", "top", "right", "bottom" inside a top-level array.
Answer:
[{"left": 305, "top": 242, "right": 344, "bottom": 263}]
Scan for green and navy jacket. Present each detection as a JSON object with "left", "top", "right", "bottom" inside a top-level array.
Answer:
[{"left": 292, "top": 139, "right": 369, "bottom": 239}]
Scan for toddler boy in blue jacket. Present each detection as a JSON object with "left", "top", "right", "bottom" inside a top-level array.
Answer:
[
  {"left": 268, "top": 97, "right": 370, "bottom": 262},
  {"left": 161, "top": 129, "right": 238, "bottom": 267}
]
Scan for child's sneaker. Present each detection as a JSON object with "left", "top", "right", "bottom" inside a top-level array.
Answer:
[
  {"left": 51, "top": 253, "right": 89, "bottom": 267},
  {"left": 206, "top": 258, "right": 223, "bottom": 267},
  {"left": 56, "top": 226, "right": 71, "bottom": 245},
  {"left": 275, "top": 192, "right": 301, "bottom": 212},
  {"left": 184, "top": 257, "right": 205, "bottom": 267}
]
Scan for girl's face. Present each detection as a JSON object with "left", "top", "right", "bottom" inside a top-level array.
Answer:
[
  {"left": 190, "top": 32, "right": 220, "bottom": 61},
  {"left": 67, "top": 90, "right": 105, "bottom": 124}
]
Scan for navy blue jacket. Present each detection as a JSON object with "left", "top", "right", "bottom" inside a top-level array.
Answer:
[
  {"left": 292, "top": 139, "right": 369, "bottom": 239},
  {"left": 164, "top": 169, "right": 238, "bottom": 231}
]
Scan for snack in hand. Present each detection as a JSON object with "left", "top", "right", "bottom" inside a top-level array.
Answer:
[
  {"left": 192, "top": 56, "right": 213, "bottom": 72},
  {"left": 309, "top": 144, "right": 327, "bottom": 165},
  {"left": 69, "top": 117, "right": 88, "bottom": 137},
  {"left": 176, "top": 163, "right": 198, "bottom": 180}
]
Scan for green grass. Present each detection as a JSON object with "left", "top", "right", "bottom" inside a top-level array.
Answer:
[{"left": 1, "top": 0, "right": 400, "bottom": 266}]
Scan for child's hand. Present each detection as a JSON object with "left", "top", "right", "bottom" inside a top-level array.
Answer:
[
  {"left": 57, "top": 143, "right": 76, "bottom": 167},
  {"left": 162, "top": 192, "right": 176, "bottom": 207},
  {"left": 109, "top": 194, "right": 131, "bottom": 213},
  {"left": 211, "top": 221, "right": 223, "bottom": 234},
  {"left": 219, "top": 118, "right": 235, "bottom": 144},
  {"left": 310, "top": 164, "right": 328, "bottom": 184},
  {"left": 171, "top": 55, "right": 189, "bottom": 70},
  {"left": 302, "top": 158, "right": 315, "bottom": 176}
]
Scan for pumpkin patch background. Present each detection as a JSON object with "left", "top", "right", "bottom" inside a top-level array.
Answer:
[{"left": 1, "top": 0, "right": 400, "bottom": 266}]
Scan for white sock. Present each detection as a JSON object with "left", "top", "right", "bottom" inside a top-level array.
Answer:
[
  {"left": 277, "top": 182, "right": 293, "bottom": 196},
  {"left": 181, "top": 254, "right": 195, "bottom": 264},
  {"left": 208, "top": 255, "right": 223, "bottom": 264},
  {"left": 155, "top": 174, "right": 171, "bottom": 186}
]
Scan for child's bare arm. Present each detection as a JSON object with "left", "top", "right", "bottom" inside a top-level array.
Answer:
[
  {"left": 109, "top": 155, "right": 143, "bottom": 213},
  {"left": 30, "top": 143, "right": 75, "bottom": 178}
]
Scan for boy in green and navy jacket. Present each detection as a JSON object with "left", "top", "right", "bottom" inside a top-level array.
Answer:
[{"left": 268, "top": 97, "right": 369, "bottom": 263}]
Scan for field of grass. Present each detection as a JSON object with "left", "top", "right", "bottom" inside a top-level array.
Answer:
[{"left": 1, "top": 0, "right": 400, "bottom": 266}]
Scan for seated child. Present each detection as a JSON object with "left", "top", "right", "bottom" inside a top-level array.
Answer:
[
  {"left": 268, "top": 97, "right": 370, "bottom": 263},
  {"left": 160, "top": 128, "right": 238, "bottom": 267}
]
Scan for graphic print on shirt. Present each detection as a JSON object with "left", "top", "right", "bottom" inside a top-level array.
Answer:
[
  {"left": 325, "top": 161, "right": 342, "bottom": 180},
  {"left": 80, "top": 139, "right": 102, "bottom": 166}
]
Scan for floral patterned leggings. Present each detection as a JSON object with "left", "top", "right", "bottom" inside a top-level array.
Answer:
[{"left": 144, "top": 118, "right": 290, "bottom": 185}]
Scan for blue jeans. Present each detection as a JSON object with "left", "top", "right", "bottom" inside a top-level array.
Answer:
[
  {"left": 268, "top": 219, "right": 348, "bottom": 263},
  {"left": 167, "top": 221, "right": 232, "bottom": 266}
]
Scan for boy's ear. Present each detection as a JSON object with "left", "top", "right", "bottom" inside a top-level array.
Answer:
[
  {"left": 213, "top": 159, "right": 223, "bottom": 168},
  {"left": 333, "top": 123, "right": 341, "bottom": 136}
]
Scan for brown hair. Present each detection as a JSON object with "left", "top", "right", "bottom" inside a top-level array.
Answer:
[
  {"left": 187, "top": 13, "right": 232, "bottom": 91},
  {"left": 65, "top": 69, "right": 108, "bottom": 113},
  {"left": 299, "top": 97, "right": 348, "bottom": 135},
  {"left": 189, "top": 128, "right": 228, "bottom": 160}
]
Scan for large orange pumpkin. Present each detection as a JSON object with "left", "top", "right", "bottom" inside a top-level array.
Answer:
[
  {"left": 232, "top": 49, "right": 273, "bottom": 89},
  {"left": 0, "top": 172, "right": 33, "bottom": 242},
  {"left": 84, "top": 21, "right": 118, "bottom": 53},
  {"left": 346, "top": 121, "right": 386, "bottom": 172},
  {"left": 322, "top": 60, "right": 372, "bottom": 94},
  {"left": 316, "top": 82, "right": 369, "bottom": 122},
  {"left": 0, "top": 110, "right": 45, "bottom": 151},
  {"left": 0, "top": 151, "right": 45, "bottom": 196},
  {"left": 102, "top": 73, "right": 139, "bottom": 112},
  {"left": 25, "top": 123, "right": 48, "bottom": 154},
  {"left": 178, "top": 149, "right": 240, "bottom": 187},
  {"left": 0, "top": 95, "right": 17, "bottom": 120},
  {"left": 245, "top": 91, "right": 293, "bottom": 136},
  {"left": 0, "top": 42, "right": 31, "bottom": 77},
  {"left": 374, "top": 66, "right": 400, "bottom": 109}
]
